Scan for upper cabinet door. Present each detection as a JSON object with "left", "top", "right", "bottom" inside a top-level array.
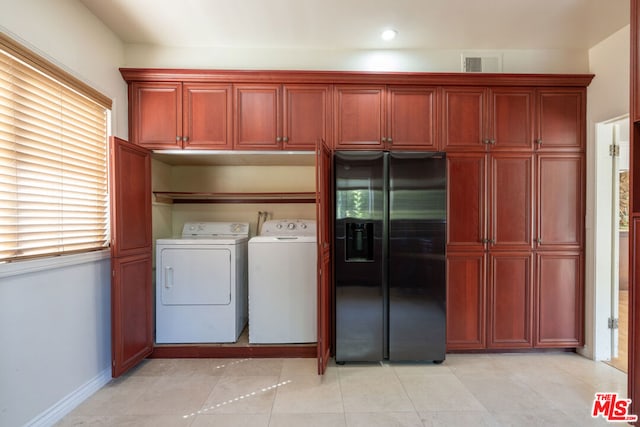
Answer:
[
  {"left": 488, "top": 88, "right": 534, "bottom": 151},
  {"left": 387, "top": 86, "right": 438, "bottom": 150},
  {"left": 442, "top": 87, "right": 487, "bottom": 151},
  {"left": 536, "top": 89, "right": 585, "bottom": 151},
  {"left": 283, "top": 85, "right": 331, "bottom": 151},
  {"left": 536, "top": 154, "right": 584, "bottom": 249},
  {"left": 130, "top": 82, "right": 182, "bottom": 149},
  {"left": 109, "top": 137, "right": 152, "bottom": 258},
  {"left": 334, "top": 85, "right": 386, "bottom": 149},
  {"left": 182, "top": 83, "right": 232, "bottom": 150},
  {"left": 234, "top": 84, "right": 281, "bottom": 150}
]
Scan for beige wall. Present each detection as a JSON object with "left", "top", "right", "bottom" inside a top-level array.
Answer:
[
  {"left": 152, "top": 163, "right": 316, "bottom": 239},
  {"left": 124, "top": 44, "right": 590, "bottom": 73}
]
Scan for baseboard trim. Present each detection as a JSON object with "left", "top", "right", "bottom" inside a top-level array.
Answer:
[{"left": 25, "top": 368, "right": 111, "bottom": 427}]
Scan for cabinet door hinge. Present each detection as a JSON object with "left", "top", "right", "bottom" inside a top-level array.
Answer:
[
  {"left": 608, "top": 317, "right": 619, "bottom": 329},
  {"left": 609, "top": 144, "right": 620, "bottom": 157}
]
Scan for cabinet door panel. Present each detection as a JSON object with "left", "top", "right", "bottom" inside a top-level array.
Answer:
[
  {"left": 537, "top": 154, "right": 584, "bottom": 249},
  {"left": 111, "top": 254, "right": 153, "bottom": 377},
  {"left": 446, "top": 253, "right": 486, "bottom": 349},
  {"left": 109, "top": 138, "right": 152, "bottom": 258},
  {"left": 334, "top": 86, "right": 385, "bottom": 149},
  {"left": 490, "top": 154, "right": 533, "bottom": 249},
  {"left": 537, "top": 90, "right": 584, "bottom": 151},
  {"left": 442, "top": 88, "right": 486, "bottom": 151},
  {"left": 535, "top": 252, "right": 583, "bottom": 347},
  {"left": 284, "top": 85, "right": 331, "bottom": 150},
  {"left": 487, "top": 252, "right": 533, "bottom": 348},
  {"left": 490, "top": 88, "right": 534, "bottom": 151},
  {"left": 447, "top": 153, "right": 486, "bottom": 251},
  {"left": 234, "top": 85, "right": 281, "bottom": 149},
  {"left": 183, "top": 83, "right": 232, "bottom": 149},
  {"left": 388, "top": 86, "right": 437, "bottom": 150},
  {"left": 131, "top": 82, "right": 182, "bottom": 149}
]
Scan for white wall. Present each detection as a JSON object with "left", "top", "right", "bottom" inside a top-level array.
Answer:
[
  {"left": 583, "top": 25, "right": 630, "bottom": 360},
  {"left": 0, "top": 0, "right": 127, "bottom": 425},
  {"left": 125, "top": 44, "right": 590, "bottom": 73}
]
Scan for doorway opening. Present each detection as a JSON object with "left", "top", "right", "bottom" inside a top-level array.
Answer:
[{"left": 594, "top": 116, "right": 629, "bottom": 372}]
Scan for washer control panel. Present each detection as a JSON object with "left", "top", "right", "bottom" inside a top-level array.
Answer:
[{"left": 260, "top": 219, "right": 316, "bottom": 236}]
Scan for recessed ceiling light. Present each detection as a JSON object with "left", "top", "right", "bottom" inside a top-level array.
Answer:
[{"left": 381, "top": 29, "right": 397, "bottom": 41}]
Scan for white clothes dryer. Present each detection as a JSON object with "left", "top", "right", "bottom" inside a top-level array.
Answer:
[
  {"left": 248, "top": 219, "right": 317, "bottom": 344},
  {"left": 155, "top": 222, "right": 249, "bottom": 343}
]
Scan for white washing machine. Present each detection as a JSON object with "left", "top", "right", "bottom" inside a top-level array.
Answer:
[
  {"left": 155, "top": 222, "right": 249, "bottom": 343},
  {"left": 248, "top": 219, "right": 317, "bottom": 344}
]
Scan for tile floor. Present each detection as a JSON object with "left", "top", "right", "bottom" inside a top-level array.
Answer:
[{"left": 57, "top": 353, "right": 628, "bottom": 426}]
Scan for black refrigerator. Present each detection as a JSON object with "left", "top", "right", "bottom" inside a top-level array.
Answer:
[{"left": 334, "top": 151, "right": 446, "bottom": 363}]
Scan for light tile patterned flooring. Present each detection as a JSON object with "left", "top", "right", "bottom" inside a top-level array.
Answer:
[{"left": 57, "top": 353, "right": 627, "bottom": 426}]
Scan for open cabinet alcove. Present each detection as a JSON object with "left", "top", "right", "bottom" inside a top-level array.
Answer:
[{"left": 110, "top": 139, "right": 333, "bottom": 376}]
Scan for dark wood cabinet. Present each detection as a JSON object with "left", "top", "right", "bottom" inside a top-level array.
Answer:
[
  {"left": 487, "top": 252, "right": 533, "bottom": 348},
  {"left": 235, "top": 84, "right": 330, "bottom": 150},
  {"left": 130, "top": 82, "right": 182, "bottom": 149},
  {"left": 536, "top": 89, "right": 585, "bottom": 151},
  {"left": 109, "top": 137, "right": 153, "bottom": 378},
  {"left": 334, "top": 85, "right": 438, "bottom": 150},
  {"left": 283, "top": 85, "right": 331, "bottom": 150},
  {"left": 183, "top": 83, "right": 233, "bottom": 149},
  {"left": 446, "top": 252, "right": 486, "bottom": 350},
  {"left": 130, "top": 82, "right": 232, "bottom": 150},
  {"left": 536, "top": 154, "right": 584, "bottom": 250},
  {"left": 489, "top": 88, "right": 534, "bottom": 151},
  {"left": 334, "top": 85, "right": 386, "bottom": 149},
  {"left": 489, "top": 153, "right": 534, "bottom": 250},
  {"left": 387, "top": 86, "right": 438, "bottom": 150},
  {"left": 447, "top": 153, "right": 487, "bottom": 251},
  {"left": 535, "top": 252, "right": 583, "bottom": 347},
  {"left": 442, "top": 87, "right": 486, "bottom": 151},
  {"left": 443, "top": 87, "right": 534, "bottom": 152}
]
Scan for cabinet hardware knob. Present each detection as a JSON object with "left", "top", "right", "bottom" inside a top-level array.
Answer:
[
  {"left": 388, "top": 137, "right": 393, "bottom": 143},
  {"left": 535, "top": 139, "right": 543, "bottom": 145},
  {"left": 176, "top": 136, "right": 181, "bottom": 142},
  {"left": 490, "top": 139, "right": 496, "bottom": 145},
  {"left": 483, "top": 139, "right": 490, "bottom": 144},
  {"left": 276, "top": 136, "right": 282, "bottom": 142},
  {"left": 283, "top": 136, "right": 289, "bottom": 142},
  {"left": 182, "top": 136, "right": 189, "bottom": 142},
  {"left": 382, "top": 137, "right": 387, "bottom": 143},
  {"left": 481, "top": 238, "right": 489, "bottom": 244}
]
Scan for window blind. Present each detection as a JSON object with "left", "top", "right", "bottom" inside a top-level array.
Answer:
[{"left": 0, "top": 44, "right": 110, "bottom": 262}]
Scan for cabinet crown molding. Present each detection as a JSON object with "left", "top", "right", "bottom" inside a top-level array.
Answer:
[{"left": 120, "top": 68, "right": 594, "bottom": 87}]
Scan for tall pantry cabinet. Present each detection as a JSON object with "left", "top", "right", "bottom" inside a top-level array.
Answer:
[
  {"left": 446, "top": 88, "right": 586, "bottom": 350},
  {"left": 112, "top": 69, "right": 592, "bottom": 378}
]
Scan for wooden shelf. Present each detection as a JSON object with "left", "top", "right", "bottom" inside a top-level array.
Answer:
[{"left": 153, "top": 191, "right": 316, "bottom": 204}]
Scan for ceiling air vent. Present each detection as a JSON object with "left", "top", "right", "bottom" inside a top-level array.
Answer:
[{"left": 461, "top": 53, "right": 503, "bottom": 73}]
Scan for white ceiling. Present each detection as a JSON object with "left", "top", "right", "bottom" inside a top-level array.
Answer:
[{"left": 80, "top": 0, "right": 629, "bottom": 51}]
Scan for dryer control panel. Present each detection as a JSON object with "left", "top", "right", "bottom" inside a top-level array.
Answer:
[{"left": 181, "top": 222, "right": 249, "bottom": 238}]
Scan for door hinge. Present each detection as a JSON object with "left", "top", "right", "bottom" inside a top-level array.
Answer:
[
  {"left": 608, "top": 317, "right": 619, "bottom": 329},
  {"left": 609, "top": 144, "right": 620, "bottom": 157}
]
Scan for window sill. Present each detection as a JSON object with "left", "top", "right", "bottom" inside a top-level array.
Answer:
[{"left": 0, "top": 249, "right": 110, "bottom": 279}]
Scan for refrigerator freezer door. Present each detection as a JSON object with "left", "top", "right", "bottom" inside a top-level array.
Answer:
[
  {"left": 334, "top": 151, "right": 386, "bottom": 362},
  {"left": 388, "top": 152, "right": 447, "bottom": 361}
]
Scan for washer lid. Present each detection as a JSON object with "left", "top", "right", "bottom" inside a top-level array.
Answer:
[{"left": 250, "top": 235, "right": 316, "bottom": 243}]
